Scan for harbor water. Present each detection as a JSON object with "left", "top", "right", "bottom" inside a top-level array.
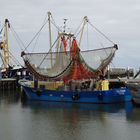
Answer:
[{"left": 0, "top": 90, "right": 140, "bottom": 140}]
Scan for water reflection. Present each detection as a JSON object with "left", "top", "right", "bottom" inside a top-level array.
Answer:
[
  {"left": 22, "top": 100, "right": 131, "bottom": 113},
  {"left": 0, "top": 90, "right": 133, "bottom": 115},
  {"left": 1, "top": 91, "right": 140, "bottom": 140},
  {"left": 0, "top": 89, "right": 20, "bottom": 104},
  {"left": 20, "top": 101, "right": 138, "bottom": 140},
  {"left": 126, "top": 106, "right": 140, "bottom": 122}
]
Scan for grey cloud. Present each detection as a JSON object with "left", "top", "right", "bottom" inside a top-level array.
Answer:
[{"left": 0, "top": 0, "right": 140, "bottom": 68}]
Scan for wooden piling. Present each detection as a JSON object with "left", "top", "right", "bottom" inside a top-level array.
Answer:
[{"left": 0, "top": 78, "right": 17, "bottom": 90}]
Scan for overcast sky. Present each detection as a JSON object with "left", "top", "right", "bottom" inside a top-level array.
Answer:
[{"left": 0, "top": 0, "right": 140, "bottom": 69}]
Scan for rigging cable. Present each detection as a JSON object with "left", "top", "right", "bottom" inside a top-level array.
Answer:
[
  {"left": 10, "top": 24, "right": 26, "bottom": 51},
  {"left": 88, "top": 21, "right": 115, "bottom": 45},
  {"left": 23, "top": 19, "right": 48, "bottom": 52},
  {"left": 9, "top": 50, "right": 24, "bottom": 67},
  {"left": 87, "top": 22, "right": 109, "bottom": 56},
  {"left": 0, "top": 23, "right": 24, "bottom": 67},
  {"left": 31, "top": 31, "right": 41, "bottom": 53},
  {"left": 50, "top": 14, "right": 63, "bottom": 32},
  {"left": 84, "top": 20, "right": 117, "bottom": 58},
  {"left": 37, "top": 12, "right": 72, "bottom": 68},
  {"left": 75, "top": 20, "right": 86, "bottom": 38},
  {"left": 38, "top": 34, "right": 61, "bottom": 67},
  {"left": 0, "top": 26, "right": 4, "bottom": 34},
  {"left": 31, "top": 13, "right": 48, "bottom": 53},
  {"left": 86, "top": 23, "right": 89, "bottom": 50},
  {"left": 74, "top": 18, "right": 84, "bottom": 36},
  {"left": 0, "top": 52, "right": 5, "bottom": 67},
  {"left": 5, "top": 25, "right": 24, "bottom": 66}
]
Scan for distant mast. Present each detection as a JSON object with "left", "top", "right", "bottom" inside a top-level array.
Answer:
[
  {"left": 0, "top": 19, "right": 10, "bottom": 69},
  {"left": 5, "top": 19, "right": 10, "bottom": 68}
]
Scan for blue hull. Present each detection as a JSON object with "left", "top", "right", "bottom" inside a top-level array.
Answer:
[{"left": 22, "top": 86, "right": 132, "bottom": 104}]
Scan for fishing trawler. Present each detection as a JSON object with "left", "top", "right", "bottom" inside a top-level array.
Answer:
[
  {"left": 19, "top": 12, "right": 132, "bottom": 103},
  {"left": 0, "top": 19, "right": 30, "bottom": 79}
]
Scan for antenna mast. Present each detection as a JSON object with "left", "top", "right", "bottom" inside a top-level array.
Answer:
[{"left": 63, "top": 19, "right": 68, "bottom": 33}]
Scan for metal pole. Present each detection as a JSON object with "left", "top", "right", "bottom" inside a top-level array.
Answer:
[
  {"left": 4, "top": 19, "right": 10, "bottom": 68},
  {"left": 48, "top": 12, "right": 53, "bottom": 67},
  {"left": 79, "top": 16, "right": 88, "bottom": 47}
]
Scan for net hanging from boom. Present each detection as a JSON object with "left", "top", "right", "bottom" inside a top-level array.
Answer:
[
  {"left": 21, "top": 13, "right": 118, "bottom": 81},
  {"left": 22, "top": 36, "right": 118, "bottom": 81}
]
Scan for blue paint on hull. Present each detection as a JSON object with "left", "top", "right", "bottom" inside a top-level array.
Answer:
[{"left": 22, "top": 86, "right": 132, "bottom": 104}]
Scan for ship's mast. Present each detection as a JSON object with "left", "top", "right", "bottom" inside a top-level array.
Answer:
[
  {"left": 48, "top": 12, "right": 53, "bottom": 67},
  {"left": 0, "top": 19, "right": 10, "bottom": 69},
  {"left": 79, "top": 16, "right": 88, "bottom": 47}
]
